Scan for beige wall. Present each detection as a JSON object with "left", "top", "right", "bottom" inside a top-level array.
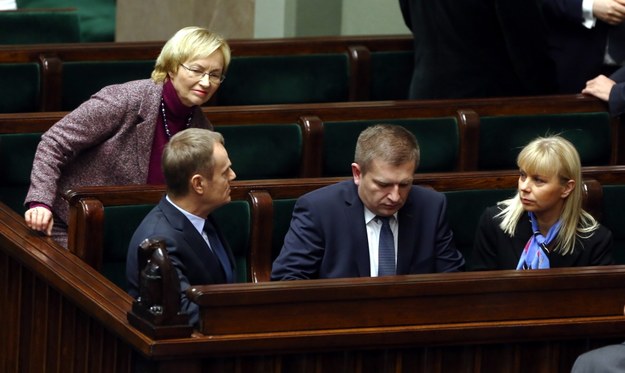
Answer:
[
  {"left": 341, "top": 0, "right": 410, "bottom": 36},
  {"left": 116, "top": 0, "right": 409, "bottom": 41},
  {"left": 116, "top": 0, "right": 255, "bottom": 41}
]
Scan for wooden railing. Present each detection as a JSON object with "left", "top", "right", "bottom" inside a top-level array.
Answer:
[{"left": 2, "top": 199, "right": 625, "bottom": 372}]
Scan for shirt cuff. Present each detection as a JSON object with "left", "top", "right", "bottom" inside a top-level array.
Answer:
[
  {"left": 29, "top": 202, "right": 51, "bottom": 211},
  {"left": 582, "top": 0, "right": 597, "bottom": 28}
]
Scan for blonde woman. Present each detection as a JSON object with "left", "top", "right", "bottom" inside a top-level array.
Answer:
[
  {"left": 24, "top": 26, "right": 230, "bottom": 248},
  {"left": 472, "top": 135, "right": 613, "bottom": 270}
]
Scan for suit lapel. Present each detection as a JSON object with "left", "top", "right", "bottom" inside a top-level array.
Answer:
[
  {"left": 159, "top": 198, "right": 225, "bottom": 284},
  {"left": 345, "top": 183, "right": 371, "bottom": 277},
  {"left": 396, "top": 196, "right": 416, "bottom": 275}
]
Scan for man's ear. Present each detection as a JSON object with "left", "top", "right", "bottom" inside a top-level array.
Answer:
[
  {"left": 190, "top": 174, "right": 204, "bottom": 194},
  {"left": 351, "top": 163, "right": 362, "bottom": 186}
]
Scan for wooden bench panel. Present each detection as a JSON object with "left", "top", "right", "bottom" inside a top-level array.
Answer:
[{"left": 3, "top": 199, "right": 625, "bottom": 373}]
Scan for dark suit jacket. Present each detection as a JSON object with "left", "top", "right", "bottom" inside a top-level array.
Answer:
[
  {"left": 399, "top": 0, "right": 556, "bottom": 99},
  {"left": 126, "top": 197, "right": 235, "bottom": 326},
  {"left": 609, "top": 66, "right": 625, "bottom": 116},
  {"left": 542, "top": 0, "right": 610, "bottom": 93},
  {"left": 472, "top": 205, "right": 614, "bottom": 271},
  {"left": 271, "top": 180, "right": 465, "bottom": 280}
]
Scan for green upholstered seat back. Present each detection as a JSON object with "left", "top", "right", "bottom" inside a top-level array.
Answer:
[
  {"left": 16, "top": 0, "right": 115, "bottom": 42},
  {"left": 479, "top": 113, "right": 611, "bottom": 170},
  {"left": 600, "top": 185, "right": 625, "bottom": 265},
  {"left": 370, "top": 51, "right": 413, "bottom": 101},
  {"left": 61, "top": 60, "right": 156, "bottom": 110},
  {"left": 0, "top": 10, "right": 81, "bottom": 44},
  {"left": 443, "top": 188, "right": 515, "bottom": 270},
  {"left": 216, "top": 53, "right": 350, "bottom": 105},
  {"left": 0, "top": 64, "right": 40, "bottom": 113},
  {"left": 271, "top": 199, "right": 297, "bottom": 263},
  {"left": 102, "top": 204, "right": 156, "bottom": 290},
  {"left": 102, "top": 200, "right": 251, "bottom": 289},
  {"left": 215, "top": 124, "right": 303, "bottom": 180},
  {"left": 0, "top": 133, "right": 41, "bottom": 214},
  {"left": 322, "top": 118, "right": 459, "bottom": 177},
  {"left": 212, "top": 201, "right": 251, "bottom": 283}
]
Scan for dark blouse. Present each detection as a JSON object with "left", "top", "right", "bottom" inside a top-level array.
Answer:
[
  {"left": 147, "top": 79, "right": 195, "bottom": 184},
  {"left": 471, "top": 206, "right": 614, "bottom": 271}
]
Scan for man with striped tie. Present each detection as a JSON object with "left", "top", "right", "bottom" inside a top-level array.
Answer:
[{"left": 271, "top": 124, "right": 465, "bottom": 281}]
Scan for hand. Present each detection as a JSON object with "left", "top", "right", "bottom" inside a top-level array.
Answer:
[
  {"left": 582, "top": 74, "right": 616, "bottom": 101},
  {"left": 593, "top": 0, "right": 625, "bottom": 25},
  {"left": 24, "top": 206, "right": 54, "bottom": 236}
]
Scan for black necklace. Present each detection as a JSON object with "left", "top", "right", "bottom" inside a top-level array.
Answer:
[{"left": 160, "top": 97, "right": 193, "bottom": 139}]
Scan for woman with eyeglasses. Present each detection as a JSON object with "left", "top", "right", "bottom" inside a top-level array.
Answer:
[
  {"left": 472, "top": 135, "right": 613, "bottom": 271},
  {"left": 24, "top": 26, "right": 230, "bottom": 248}
]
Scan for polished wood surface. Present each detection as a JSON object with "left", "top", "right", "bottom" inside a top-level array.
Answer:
[
  {"left": 2, "top": 199, "right": 625, "bottom": 372},
  {"left": 0, "top": 93, "right": 611, "bottom": 131}
]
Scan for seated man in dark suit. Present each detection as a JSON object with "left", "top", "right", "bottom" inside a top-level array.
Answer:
[
  {"left": 126, "top": 128, "right": 237, "bottom": 326},
  {"left": 271, "top": 124, "right": 465, "bottom": 280}
]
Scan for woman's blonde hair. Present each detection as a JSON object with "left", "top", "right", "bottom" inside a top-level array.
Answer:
[
  {"left": 496, "top": 135, "right": 598, "bottom": 255},
  {"left": 151, "top": 26, "right": 231, "bottom": 83}
]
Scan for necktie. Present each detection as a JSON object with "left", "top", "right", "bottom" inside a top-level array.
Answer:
[
  {"left": 378, "top": 216, "right": 396, "bottom": 276},
  {"left": 203, "top": 219, "right": 234, "bottom": 283},
  {"left": 608, "top": 22, "right": 625, "bottom": 65}
]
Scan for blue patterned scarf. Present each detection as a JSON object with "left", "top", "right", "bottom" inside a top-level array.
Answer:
[{"left": 516, "top": 212, "right": 561, "bottom": 270}]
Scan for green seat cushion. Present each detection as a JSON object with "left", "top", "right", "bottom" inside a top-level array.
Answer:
[
  {"left": 0, "top": 133, "right": 42, "bottom": 214},
  {"left": 370, "top": 51, "right": 413, "bottom": 101},
  {"left": 213, "top": 201, "right": 251, "bottom": 283},
  {"left": 322, "top": 118, "right": 459, "bottom": 176},
  {"left": 0, "top": 9, "right": 80, "bottom": 44},
  {"left": 16, "top": 0, "right": 115, "bottom": 42},
  {"left": 479, "top": 113, "right": 611, "bottom": 170},
  {"left": 216, "top": 124, "right": 303, "bottom": 180},
  {"left": 0, "top": 64, "right": 40, "bottom": 113},
  {"left": 444, "top": 188, "right": 516, "bottom": 270},
  {"left": 272, "top": 199, "right": 297, "bottom": 262},
  {"left": 217, "top": 54, "right": 350, "bottom": 105},
  {"left": 103, "top": 204, "right": 156, "bottom": 289},
  {"left": 601, "top": 185, "right": 625, "bottom": 265},
  {"left": 62, "top": 61, "right": 155, "bottom": 110}
]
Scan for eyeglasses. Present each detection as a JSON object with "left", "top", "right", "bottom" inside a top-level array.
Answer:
[{"left": 179, "top": 64, "right": 226, "bottom": 84}]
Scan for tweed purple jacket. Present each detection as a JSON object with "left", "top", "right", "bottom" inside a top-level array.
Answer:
[{"left": 25, "top": 79, "right": 212, "bottom": 236}]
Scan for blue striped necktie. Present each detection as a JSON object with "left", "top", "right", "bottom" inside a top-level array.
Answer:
[{"left": 378, "top": 216, "right": 396, "bottom": 276}]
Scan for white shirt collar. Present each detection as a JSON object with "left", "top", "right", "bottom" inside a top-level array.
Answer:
[{"left": 166, "top": 194, "right": 205, "bottom": 235}]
